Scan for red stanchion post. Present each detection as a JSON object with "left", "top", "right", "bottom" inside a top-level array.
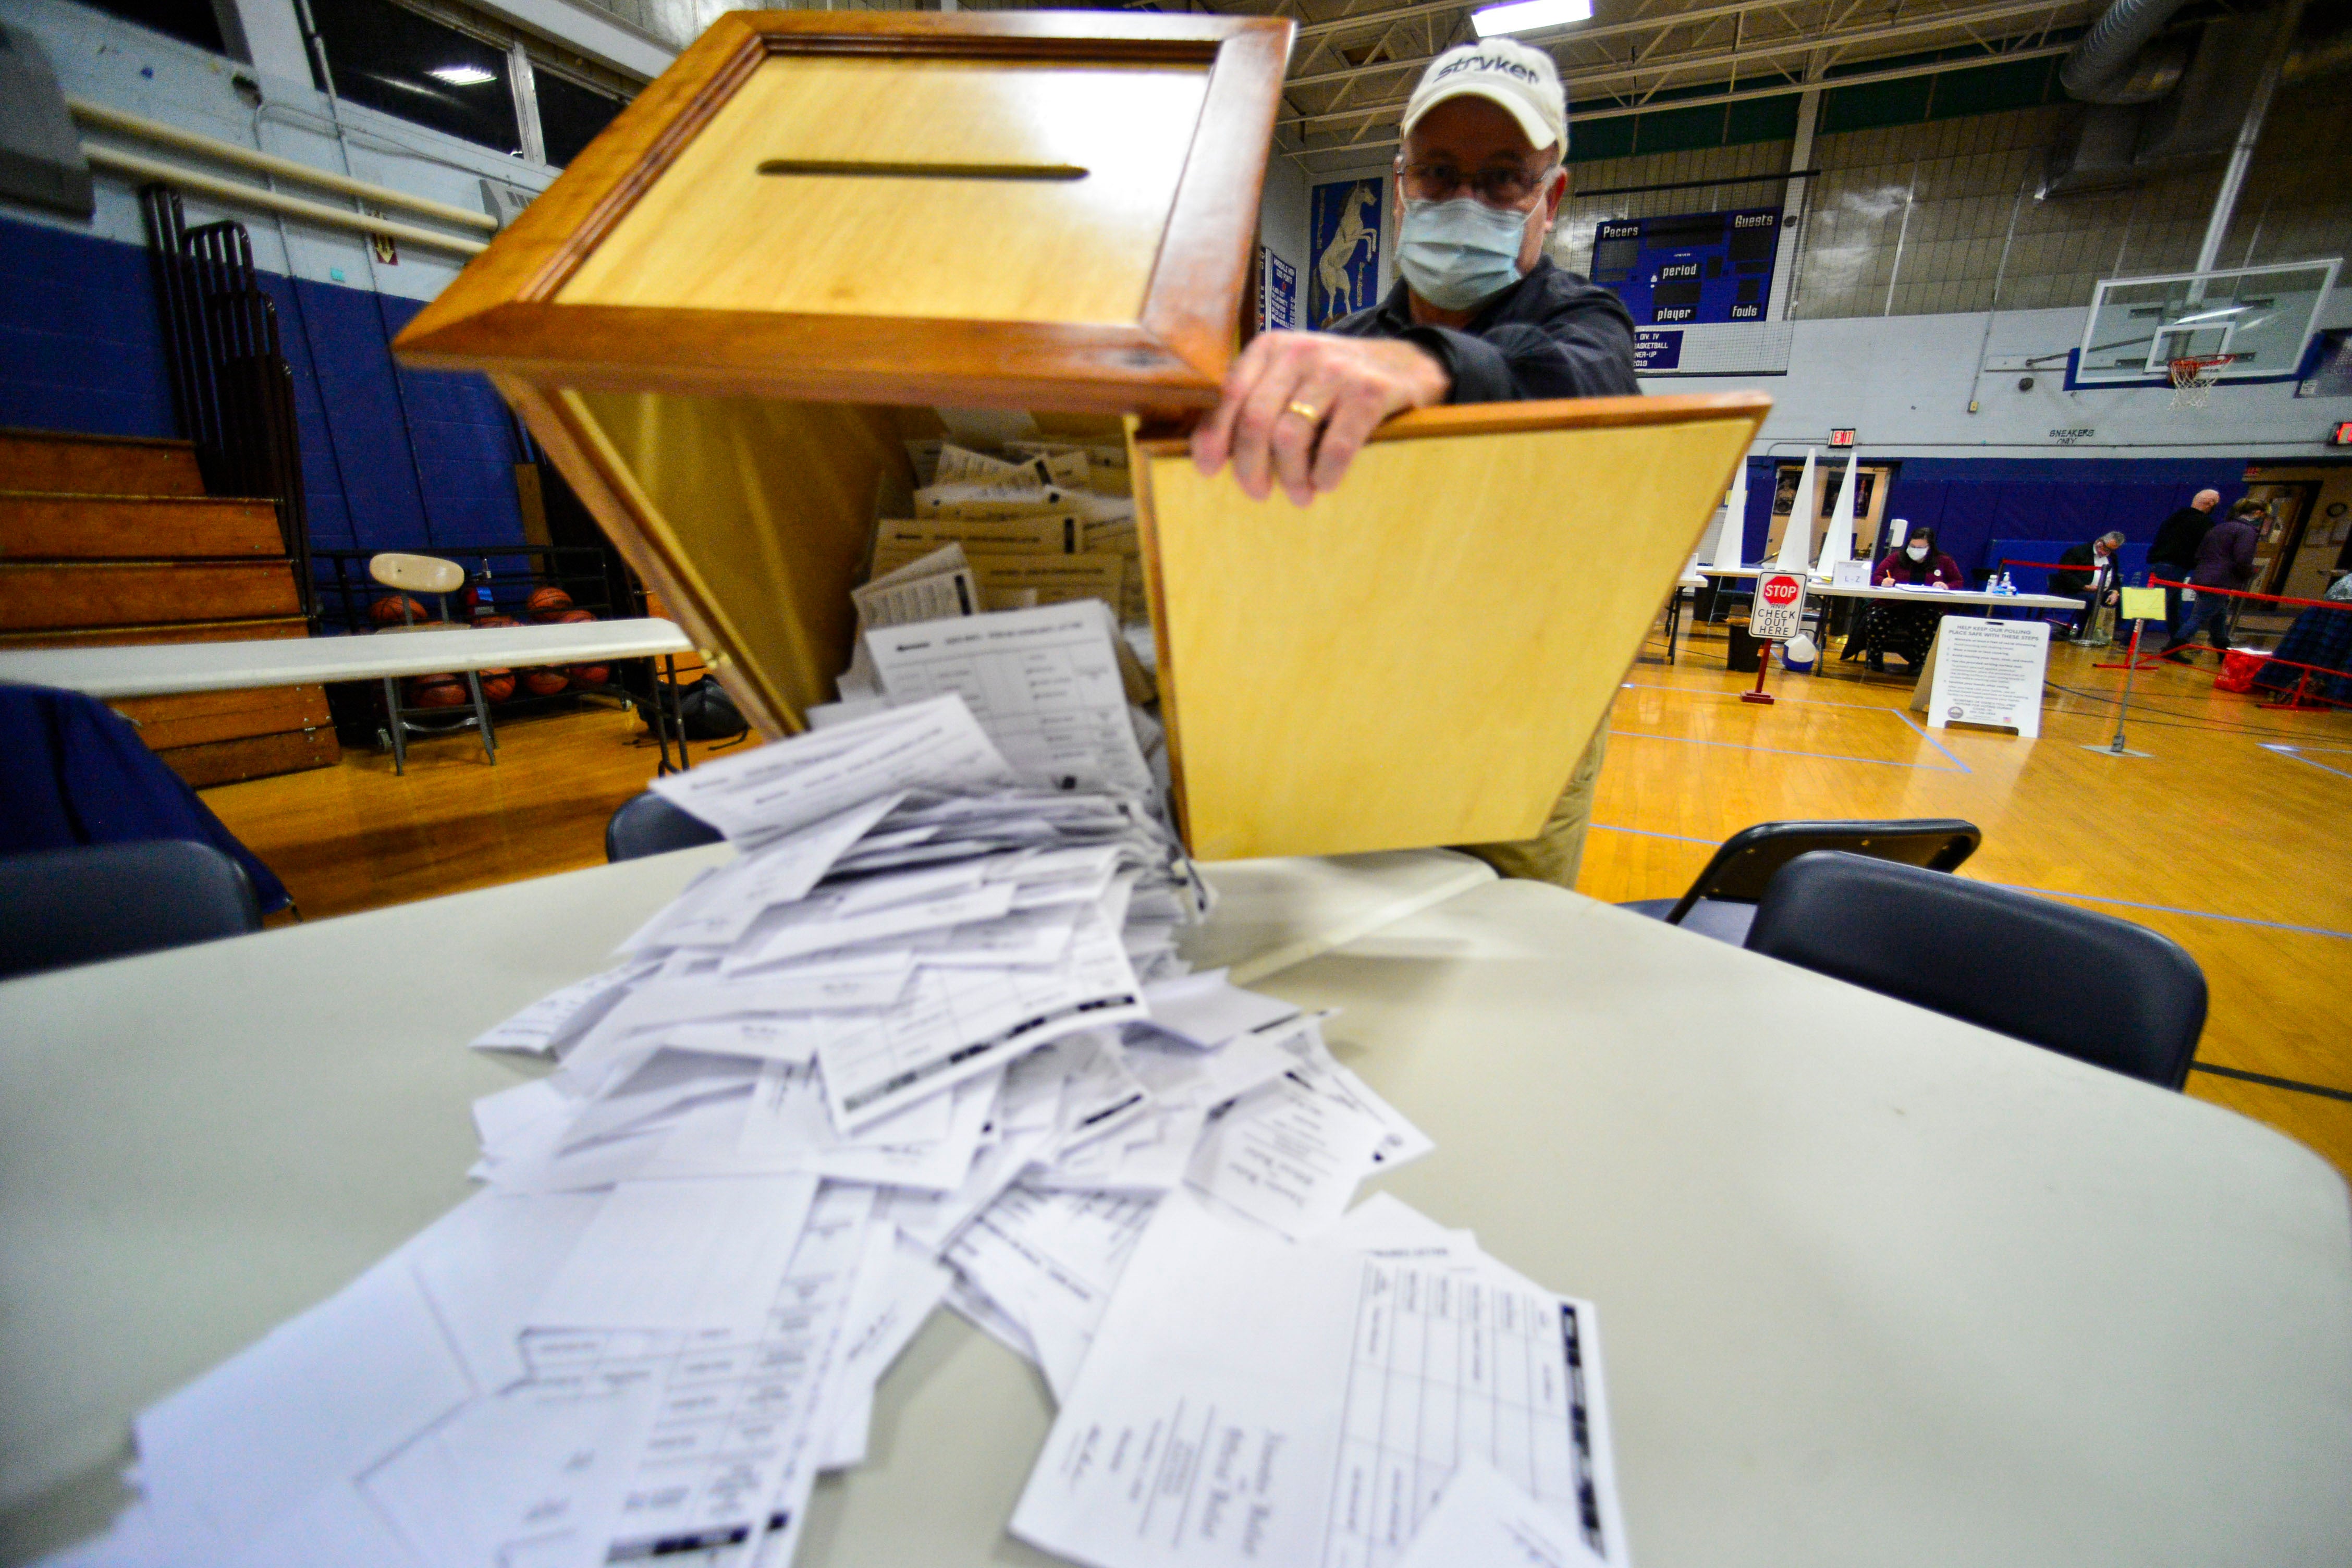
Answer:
[{"left": 1742, "top": 645, "right": 1775, "bottom": 706}]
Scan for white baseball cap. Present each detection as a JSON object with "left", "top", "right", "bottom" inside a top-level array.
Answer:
[{"left": 1401, "top": 39, "right": 1568, "bottom": 158}]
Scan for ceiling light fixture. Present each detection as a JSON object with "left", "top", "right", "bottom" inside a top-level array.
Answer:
[
  {"left": 428, "top": 64, "right": 498, "bottom": 86},
  {"left": 1470, "top": 0, "right": 1592, "bottom": 36}
]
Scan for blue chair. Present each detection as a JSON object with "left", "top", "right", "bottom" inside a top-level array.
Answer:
[
  {"left": 1744, "top": 851, "right": 2205, "bottom": 1089},
  {"left": 1, "top": 682, "right": 290, "bottom": 912},
  {"left": 1618, "top": 818, "right": 1980, "bottom": 945},
  {"left": 0, "top": 840, "right": 262, "bottom": 980},
  {"left": 606, "top": 790, "right": 725, "bottom": 862}
]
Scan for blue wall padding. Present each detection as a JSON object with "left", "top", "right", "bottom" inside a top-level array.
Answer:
[
  {"left": 0, "top": 217, "right": 178, "bottom": 437},
  {"left": 0, "top": 216, "right": 522, "bottom": 558},
  {"left": 1740, "top": 456, "right": 2246, "bottom": 581}
]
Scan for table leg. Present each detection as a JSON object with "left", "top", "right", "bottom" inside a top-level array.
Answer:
[
  {"left": 382, "top": 675, "right": 407, "bottom": 776},
  {"left": 465, "top": 670, "right": 497, "bottom": 764}
]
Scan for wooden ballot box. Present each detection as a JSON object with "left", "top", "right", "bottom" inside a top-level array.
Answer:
[{"left": 396, "top": 9, "right": 1769, "bottom": 860}]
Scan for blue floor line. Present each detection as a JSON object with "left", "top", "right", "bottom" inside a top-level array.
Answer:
[
  {"left": 1607, "top": 729, "right": 1967, "bottom": 774},
  {"left": 1591, "top": 823, "right": 1718, "bottom": 846},
  {"left": 2262, "top": 743, "right": 2352, "bottom": 780},
  {"left": 1621, "top": 680, "right": 1974, "bottom": 773},
  {"left": 1591, "top": 827, "right": 2352, "bottom": 940},
  {"left": 1886, "top": 707, "right": 1975, "bottom": 775},
  {"left": 1987, "top": 885, "right": 2352, "bottom": 942}
]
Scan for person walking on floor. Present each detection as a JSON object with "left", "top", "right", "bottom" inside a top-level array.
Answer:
[
  {"left": 2146, "top": 488, "right": 2220, "bottom": 643},
  {"left": 2165, "top": 498, "right": 2265, "bottom": 661},
  {"left": 2053, "top": 531, "right": 2126, "bottom": 645}
]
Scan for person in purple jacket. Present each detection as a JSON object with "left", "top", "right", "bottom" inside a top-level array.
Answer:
[
  {"left": 2164, "top": 498, "right": 2267, "bottom": 662},
  {"left": 1853, "top": 521, "right": 1964, "bottom": 672}
]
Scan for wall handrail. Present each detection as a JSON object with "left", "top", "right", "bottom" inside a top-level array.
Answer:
[
  {"left": 68, "top": 97, "right": 500, "bottom": 235},
  {"left": 80, "top": 145, "right": 488, "bottom": 257}
]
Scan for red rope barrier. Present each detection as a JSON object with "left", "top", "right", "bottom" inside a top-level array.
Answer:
[{"left": 2145, "top": 577, "right": 2352, "bottom": 612}]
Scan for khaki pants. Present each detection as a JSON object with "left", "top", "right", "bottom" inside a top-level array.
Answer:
[{"left": 1454, "top": 721, "right": 1608, "bottom": 889}]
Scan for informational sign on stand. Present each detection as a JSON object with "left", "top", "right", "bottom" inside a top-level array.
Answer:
[
  {"left": 1919, "top": 617, "right": 2050, "bottom": 736},
  {"left": 1831, "top": 560, "right": 1870, "bottom": 587},
  {"left": 1750, "top": 571, "right": 1808, "bottom": 641}
]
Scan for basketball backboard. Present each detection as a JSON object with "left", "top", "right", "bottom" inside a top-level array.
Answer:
[{"left": 2075, "top": 260, "right": 2340, "bottom": 385}]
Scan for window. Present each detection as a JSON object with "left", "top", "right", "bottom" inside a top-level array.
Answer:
[
  {"left": 535, "top": 70, "right": 624, "bottom": 167},
  {"left": 307, "top": 0, "right": 522, "bottom": 157},
  {"left": 82, "top": 0, "right": 226, "bottom": 54}
]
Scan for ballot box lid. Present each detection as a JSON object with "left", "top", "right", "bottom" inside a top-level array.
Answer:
[{"left": 396, "top": 10, "right": 1292, "bottom": 413}]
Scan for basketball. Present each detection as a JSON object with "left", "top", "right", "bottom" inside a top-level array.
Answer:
[
  {"left": 551, "top": 608, "right": 597, "bottom": 625},
  {"left": 406, "top": 672, "right": 467, "bottom": 708},
  {"left": 476, "top": 614, "right": 522, "bottom": 630},
  {"left": 522, "top": 669, "right": 569, "bottom": 696},
  {"left": 479, "top": 667, "right": 516, "bottom": 702},
  {"left": 371, "top": 595, "right": 426, "bottom": 626},
  {"left": 567, "top": 663, "right": 610, "bottom": 687},
  {"left": 525, "top": 586, "right": 573, "bottom": 621}
]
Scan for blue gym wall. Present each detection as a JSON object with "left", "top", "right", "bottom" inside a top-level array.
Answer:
[
  {"left": 1736, "top": 455, "right": 2246, "bottom": 582},
  {"left": 0, "top": 215, "right": 527, "bottom": 561}
]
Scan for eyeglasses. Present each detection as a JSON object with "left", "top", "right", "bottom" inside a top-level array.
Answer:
[{"left": 1398, "top": 161, "right": 1550, "bottom": 207}]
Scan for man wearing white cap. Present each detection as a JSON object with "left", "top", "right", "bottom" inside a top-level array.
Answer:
[
  {"left": 1191, "top": 36, "right": 1636, "bottom": 509},
  {"left": 1191, "top": 38, "right": 1639, "bottom": 889}
]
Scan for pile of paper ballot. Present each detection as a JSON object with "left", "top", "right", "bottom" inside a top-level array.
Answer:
[{"left": 65, "top": 696, "right": 1627, "bottom": 1568}]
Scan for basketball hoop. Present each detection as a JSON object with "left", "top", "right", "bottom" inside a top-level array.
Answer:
[{"left": 2169, "top": 353, "right": 2238, "bottom": 409}]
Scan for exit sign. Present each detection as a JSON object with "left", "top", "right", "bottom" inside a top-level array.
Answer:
[
  {"left": 1829, "top": 428, "right": 1856, "bottom": 447},
  {"left": 2332, "top": 421, "right": 2352, "bottom": 446}
]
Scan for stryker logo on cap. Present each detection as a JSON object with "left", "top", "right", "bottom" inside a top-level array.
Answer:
[
  {"left": 1432, "top": 51, "right": 1544, "bottom": 85},
  {"left": 1401, "top": 38, "right": 1569, "bottom": 158}
]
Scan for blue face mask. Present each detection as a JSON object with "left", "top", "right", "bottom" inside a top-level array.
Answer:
[{"left": 1397, "top": 197, "right": 1532, "bottom": 312}]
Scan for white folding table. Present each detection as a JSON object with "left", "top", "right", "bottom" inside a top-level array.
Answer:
[
  {"left": 0, "top": 619, "right": 701, "bottom": 773},
  {"left": 0, "top": 619, "right": 695, "bottom": 697},
  {"left": 2, "top": 854, "right": 2346, "bottom": 1567}
]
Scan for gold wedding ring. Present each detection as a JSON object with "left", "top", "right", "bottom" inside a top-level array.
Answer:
[{"left": 1287, "top": 399, "right": 1323, "bottom": 423}]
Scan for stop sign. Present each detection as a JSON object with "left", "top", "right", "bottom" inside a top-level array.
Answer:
[{"left": 1750, "top": 570, "right": 1808, "bottom": 640}]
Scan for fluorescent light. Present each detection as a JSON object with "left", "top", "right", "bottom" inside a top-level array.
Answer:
[
  {"left": 428, "top": 64, "right": 497, "bottom": 85},
  {"left": 1471, "top": 0, "right": 1591, "bottom": 36}
]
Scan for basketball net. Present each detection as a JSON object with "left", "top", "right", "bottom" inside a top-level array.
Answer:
[{"left": 2169, "top": 354, "right": 2234, "bottom": 409}]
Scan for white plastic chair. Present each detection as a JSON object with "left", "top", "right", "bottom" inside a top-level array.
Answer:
[{"left": 368, "top": 552, "right": 496, "bottom": 773}]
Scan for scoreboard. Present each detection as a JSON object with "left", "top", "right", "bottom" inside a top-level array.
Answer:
[{"left": 1588, "top": 207, "right": 1782, "bottom": 326}]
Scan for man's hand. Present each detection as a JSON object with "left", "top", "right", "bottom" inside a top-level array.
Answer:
[{"left": 1190, "top": 332, "right": 1451, "bottom": 506}]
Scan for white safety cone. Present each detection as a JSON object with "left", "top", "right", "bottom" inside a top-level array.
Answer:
[
  {"left": 1814, "top": 450, "right": 1858, "bottom": 579},
  {"left": 1773, "top": 450, "right": 1817, "bottom": 573}
]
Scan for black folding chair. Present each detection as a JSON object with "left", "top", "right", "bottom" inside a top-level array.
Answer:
[
  {"left": 606, "top": 790, "right": 725, "bottom": 862},
  {"left": 0, "top": 840, "right": 262, "bottom": 981},
  {"left": 1618, "top": 818, "right": 1980, "bottom": 945},
  {"left": 1745, "top": 851, "right": 2205, "bottom": 1089}
]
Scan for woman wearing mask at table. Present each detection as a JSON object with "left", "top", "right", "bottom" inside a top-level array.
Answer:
[{"left": 1853, "top": 522, "right": 1964, "bottom": 672}]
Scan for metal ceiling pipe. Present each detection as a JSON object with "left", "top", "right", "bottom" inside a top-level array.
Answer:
[{"left": 2059, "top": 0, "right": 2200, "bottom": 103}]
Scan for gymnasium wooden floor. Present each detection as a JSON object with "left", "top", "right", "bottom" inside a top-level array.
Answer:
[{"left": 200, "top": 628, "right": 2352, "bottom": 1183}]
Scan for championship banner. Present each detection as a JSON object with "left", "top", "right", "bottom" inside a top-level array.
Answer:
[
  {"left": 1261, "top": 247, "right": 1298, "bottom": 332},
  {"left": 1308, "top": 178, "right": 1383, "bottom": 328}
]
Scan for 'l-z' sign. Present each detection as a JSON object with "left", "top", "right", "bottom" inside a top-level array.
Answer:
[{"left": 1588, "top": 207, "right": 1781, "bottom": 326}]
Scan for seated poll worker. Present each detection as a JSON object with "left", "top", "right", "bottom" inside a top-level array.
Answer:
[
  {"left": 2052, "top": 531, "right": 2126, "bottom": 645},
  {"left": 1190, "top": 40, "right": 1638, "bottom": 888},
  {"left": 1854, "top": 521, "right": 1963, "bottom": 672}
]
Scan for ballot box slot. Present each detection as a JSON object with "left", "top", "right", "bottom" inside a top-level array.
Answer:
[{"left": 755, "top": 160, "right": 1089, "bottom": 182}]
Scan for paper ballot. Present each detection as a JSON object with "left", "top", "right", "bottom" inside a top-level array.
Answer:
[
  {"left": 648, "top": 695, "right": 1015, "bottom": 847},
  {"left": 1393, "top": 1456, "right": 1608, "bottom": 1568},
  {"left": 1012, "top": 1191, "right": 1626, "bottom": 1568},
  {"left": 105, "top": 657, "right": 1639, "bottom": 1568},
  {"left": 865, "top": 601, "right": 1154, "bottom": 799}
]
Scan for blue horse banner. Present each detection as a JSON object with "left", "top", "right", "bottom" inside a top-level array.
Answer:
[{"left": 1308, "top": 178, "right": 1383, "bottom": 327}]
